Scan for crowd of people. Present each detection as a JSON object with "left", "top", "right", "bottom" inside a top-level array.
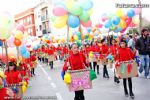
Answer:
[{"left": 0, "top": 28, "right": 150, "bottom": 100}]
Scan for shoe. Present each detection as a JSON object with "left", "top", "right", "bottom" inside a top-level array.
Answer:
[
  {"left": 125, "top": 92, "right": 129, "bottom": 97},
  {"left": 130, "top": 92, "right": 135, "bottom": 99},
  {"left": 146, "top": 76, "right": 150, "bottom": 79}
]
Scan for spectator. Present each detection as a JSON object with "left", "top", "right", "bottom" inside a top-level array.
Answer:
[
  {"left": 135, "top": 29, "right": 150, "bottom": 79},
  {"left": 128, "top": 35, "right": 135, "bottom": 50}
]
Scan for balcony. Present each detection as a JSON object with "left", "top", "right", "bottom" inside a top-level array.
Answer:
[{"left": 41, "top": 15, "right": 49, "bottom": 22}]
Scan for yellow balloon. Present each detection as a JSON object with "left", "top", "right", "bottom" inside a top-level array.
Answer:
[
  {"left": 0, "top": 32, "right": 11, "bottom": 40},
  {"left": 119, "top": 20, "right": 126, "bottom": 28},
  {"left": 65, "top": 0, "right": 75, "bottom": 9},
  {"left": 132, "top": 15, "right": 139, "bottom": 25},
  {"left": 15, "top": 30, "right": 23, "bottom": 39},
  {"left": 53, "top": 15, "right": 68, "bottom": 28},
  {"left": 116, "top": 8, "right": 123, "bottom": 17},
  {"left": 22, "top": 85, "right": 27, "bottom": 93},
  {"left": 74, "top": 35, "right": 78, "bottom": 41},
  {"left": 88, "top": 8, "right": 93, "bottom": 15}
]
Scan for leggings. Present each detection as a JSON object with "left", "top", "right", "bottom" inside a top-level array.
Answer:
[
  {"left": 123, "top": 78, "right": 133, "bottom": 94},
  {"left": 74, "top": 90, "right": 85, "bottom": 100}
]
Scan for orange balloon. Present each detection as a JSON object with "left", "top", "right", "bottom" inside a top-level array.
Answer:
[
  {"left": 14, "top": 38, "right": 22, "bottom": 46},
  {"left": 120, "top": 15, "right": 127, "bottom": 20}
]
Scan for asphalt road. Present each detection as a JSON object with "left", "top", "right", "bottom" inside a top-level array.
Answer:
[{"left": 23, "top": 60, "right": 150, "bottom": 100}]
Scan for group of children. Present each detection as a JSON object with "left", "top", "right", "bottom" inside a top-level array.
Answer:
[{"left": 0, "top": 51, "right": 37, "bottom": 100}]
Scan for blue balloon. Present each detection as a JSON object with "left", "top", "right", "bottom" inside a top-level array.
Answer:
[
  {"left": 0, "top": 40, "right": 3, "bottom": 46},
  {"left": 104, "top": 20, "right": 112, "bottom": 28},
  {"left": 19, "top": 45, "right": 27, "bottom": 55},
  {"left": 33, "top": 46, "right": 38, "bottom": 50},
  {"left": 68, "top": 15, "right": 80, "bottom": 28},
  {"left": 80, "top": 0, "right": 93, "bottom": 10},
  {"left": 127, "top": 9, "right": 135, "bottom": 18},
  {"left": 22, "top": 51, "right": 30, "bottom": 58},
  {"left": 87, "top": 28, "right": 92, "bottom": 33},
  {"left": 111, "top": 16, "right": 120, "bottom": 25}
]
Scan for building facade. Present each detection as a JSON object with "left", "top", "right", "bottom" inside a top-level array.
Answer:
[
  {"left": 15, "top": 8, "right": 36, "bottom": 36},
  {"left": 34, "top": 0, "right": 52, "bottom": 37}
]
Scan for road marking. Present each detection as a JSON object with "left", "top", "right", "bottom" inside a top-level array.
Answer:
[
  {"left": 48, "top": 76, "right": 52, "bottom": 81},
  {"left": 51, "top": 82, "right": 56, "bottom": 89},
  {"left": 56, "top": 92, "right": 63, "bottom": 100},
  {"left": 39, "top": 65, "right": 48, "bottom": 76}
]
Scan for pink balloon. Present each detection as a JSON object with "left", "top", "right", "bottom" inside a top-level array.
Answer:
[
  {"left": 17, "top": 24, "right": 25, "bottom": 32},
  {"left": 134, "top": 8, "right": 142, "bottom": 15},
  {"left": 102, "top": 17, "right": 109, "bottom": 22},
  {"left": 120, "top": 28, "right": 127, "bottom": 33},
  {"left": 129, "top": 23, "right": 137, "bottom": 27},
  {"left": 125, "top": 17, "right": 132, "bottom": 26},
  {"left": 53, "top": 7, "right": 68, "bottom": 16},
  {"left": 7, "top": 35, "right": 14, "bottom": 47},
  {"left": 81, "top": 20, "right": 92, "bottom": 28}
]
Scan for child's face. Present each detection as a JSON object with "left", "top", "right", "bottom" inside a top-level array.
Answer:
[{"left": 120, "top": 42, "right": 126, "bottom": 48}]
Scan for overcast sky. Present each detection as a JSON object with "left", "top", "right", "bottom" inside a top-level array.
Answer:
[{"left": 0, "top": 0, "right": 149, "bottom": 36}]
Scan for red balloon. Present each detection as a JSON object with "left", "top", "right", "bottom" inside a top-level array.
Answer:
[
  {"left": 81, "top": 20, "right": 92, "bottom": 28},
  {"left": 125, "top": 17, "right": 132, "bottom": 27},
  {"left": 14, "top": 38, "right": 22, "bottom": 46}
]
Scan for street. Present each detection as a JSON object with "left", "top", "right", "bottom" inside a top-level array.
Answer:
[{"left": 23, "top": 60, "right": 150, "bottom": 100}]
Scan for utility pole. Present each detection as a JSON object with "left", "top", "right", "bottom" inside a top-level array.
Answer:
[{"left": 138, "top": 0, "right": 142, "bottom": 34}]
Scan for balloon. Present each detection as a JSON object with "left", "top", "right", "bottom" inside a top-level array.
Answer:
[
  {"left": 65, "top": 0, "right": 75, "bottom": 9},
  {"left": 0, "top": 40, "right": 3, "bottom": 46},
  {"left": 87, "top": 8, "right": 93, "bottom": 15},
  {"left": 120, "top": 15, "right": 127, "bottom": 20},
  {"left": 99, "top": 26, "right": 109, "bottom": 33},
  {"left": 125, "top": 17, "right": 132, "bottom": 26},
  {"left": 0, "top": 33, "right": 11, "bottom": 40},
  {"left": 53, "top": 15, "right": 68, "bottom": 28},
  {"left": 0, "top": 11, "right": 13, "bottom": 35},
  {"left": 77, "top": 40, "right": 82, "bottom": 47},
  {"left": 68, "top": 15, "right": 80, "bottom": 28},
  {"left": 95, "top": 24, "right": 103, "bottom": 28},
  {"left": 119, "top": 20, "right": 126, "bottom": 28},
  {"left": 116, "top": 9, "right": 123, "bottom": 17},
  {"left": 74, "top": 35, "right": 78, "bottom": 41},
  {"left": 79, "top": 12, "right": 90, "bottom": 22},
  {"left": 16, "top": 24, "right": 25, "bottom": 32},
  {"left": 129, "top": 23, "right": 136, "bottom": 27},
  {"left": 80, "top": 0, "right": 93, "bottom": 10},
  {"left": 110, "top": 25, "right": 117, "bottom": 31},
  {"left": 22, "top": 85, "right": 27, "bottom": 93},
  {"left": 69, "top": 4, "right": 83, "bottom": 16},
  {"left": 127, "top": 9, "right": 135, "bottom": 18},
  {"left": 19, "top": 45, "right": 27, "bottom": 55},
  {"left": 132, "top": 15, "right": 139, "bottom": 25},
  {"left": 134, "top": 8, "right": 141, "bottom": 15},
  {"left": 111, "top": 16, "right": 120, "bottom": 25},
  {"left": 15, "top": 30, "right": 23, "bottom": 40},
  {"left": 7, "top": 35, "right": 14, "bottom": 47},
  {"left": 104, "top": 20, "right": 112, "bottom": 28},
  {"left": 14, "top": 38, "right": 22, "bottom": 46},
  {"left": 22, "top": 51, "right": 30, "bottom": 58},
  {"left": 87, "top": 28, "right": 92, "bottom": 33},
  {"left": 120, "top": 28, "right": 127, "bottom": 33},
  {"left": 53, "top": 7, "right": 68, "bottom": 16},
  {"left": 81, "top": 20, "right": 92, "bottom": 28}
]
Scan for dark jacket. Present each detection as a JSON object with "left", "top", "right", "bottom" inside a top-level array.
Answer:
[{"left": 135, "top": 36, "right": 150, "bottom": 55}]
